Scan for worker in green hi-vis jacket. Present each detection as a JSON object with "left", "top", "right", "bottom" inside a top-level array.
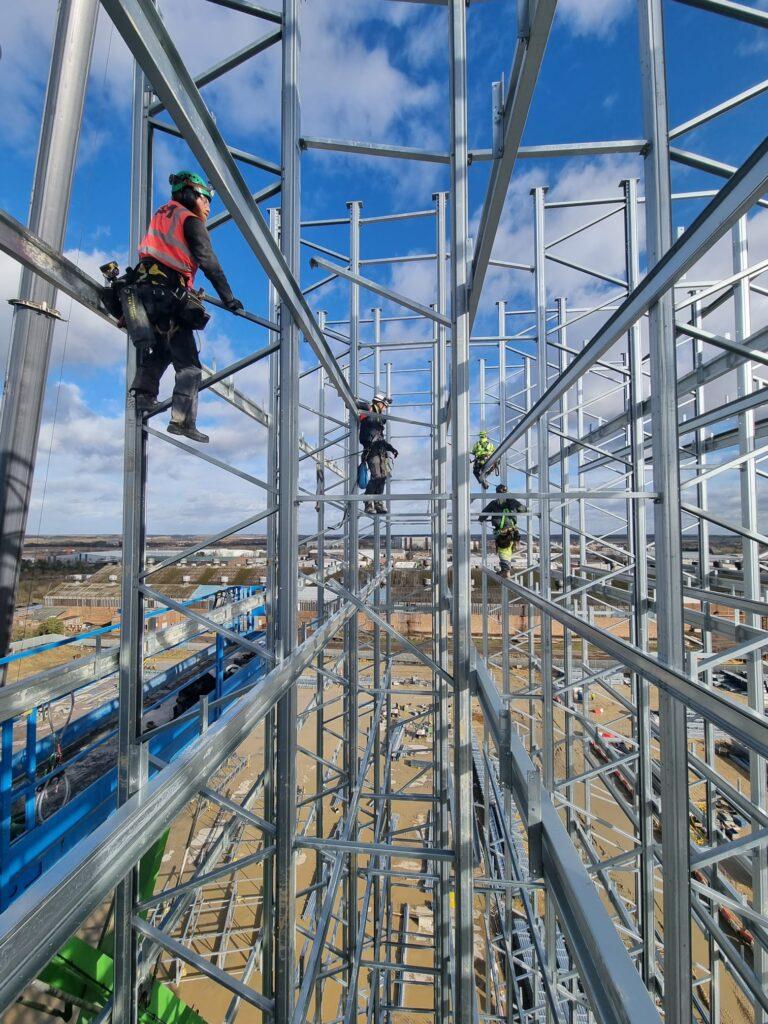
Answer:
[
  {"left": 479, "top": 484, "right": 526, "bottom": 578},
  {"left": 470, "top": 429, "right": 497, "bottom": 489}
]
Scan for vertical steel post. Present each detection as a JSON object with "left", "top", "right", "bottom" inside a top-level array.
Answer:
[
  {"left": 556, "top": 297, "right": 574, "bottom": 843},
  {"left": 384, "top": 357, "right": 395, "bottom": 1017},
  {"left": 344, "top": 199, "right": 362, "bottom": 1013},
  {"left": 638, "top": 3, "right": 692, "bottom": 1018},
  {"left": 532, "top": 186, "right": 556, "bottom": 1008},
  {"left": 733, "top": 215, "right": 767, "bottom": 1018},
  {"left": 113, "top": 41, "right": 153, "bottom": 1024},
  {"left": 263, "top": 206, "right": 282, "bottom": 1001},
  {"left": 275, "top": 0, "right": 301, "bottom": 1015},
  {"left": 480, "top": 358, "right": 489, "bottom": 661},
  {"left": 372, "top": 306, "right": 383, "bottom": 1021},
  {"left": 434, "top": 191, "right": 452, "bottom": 1022},
  {"left": 687, "top": 290, "right": 719, "bottom": 1022},
  {"left": 497, "top": 300, "right": 514, "bottom": 1024},
  {"left": 448, "top": 0, "right": 475, "bottom": 1015},
  {"left": 314, "top": 313, "right": 327, "bottom": 1024},
  {"left": 622, "top": 177, "right": 656, "bottom": 988},
  {"left": 0, "top": 0, "right": 99, "bottom": 667}
]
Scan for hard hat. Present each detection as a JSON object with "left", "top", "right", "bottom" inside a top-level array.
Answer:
[
  {"left": 479, "top": 429, "right": 488, "bottom": 437},
  {"left": 373, "top": 391, "right": 389, "bottom": 405},
  {"left": 169, "top": 170, "right": 214, "bottom": 200},
  {"left": 496, "top": 483, "right": 508, "bottom": 493}
]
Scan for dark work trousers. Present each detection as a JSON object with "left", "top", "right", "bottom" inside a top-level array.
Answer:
[
  {"left": 364, "top": 449, "right": 391, "bottom": 498},
  {"left": 130, "top": 317, "right": 203, "bottom": 426}
]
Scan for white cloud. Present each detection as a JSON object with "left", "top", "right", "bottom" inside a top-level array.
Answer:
[{"left": 556, "top": 0, "right": 634, "bottom": 39}]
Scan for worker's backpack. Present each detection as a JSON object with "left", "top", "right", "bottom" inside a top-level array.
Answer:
[{"left": 357, "top": 461, "right": 370, "bottom": 489}]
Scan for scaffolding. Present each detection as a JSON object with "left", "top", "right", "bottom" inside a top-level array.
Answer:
[{"left": 0, "top": 0, "right": 768, "bottom": 1022}]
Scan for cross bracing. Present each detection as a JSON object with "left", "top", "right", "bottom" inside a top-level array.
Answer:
[{"left": 0, "top": 1, "right": 767, "bottom": 1023}]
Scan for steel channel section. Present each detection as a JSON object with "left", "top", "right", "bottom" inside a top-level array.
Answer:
[
  {"left": 384, "top": 358, "right": 395, "bottom": 1016},
  {"left": 448, "top": 1, "right": 475, "bottom": 1017},
  {"left": 434, "top": 190, "right": 452, "bottom": 1021},
  {"left": 531, "top": 187, "right": 558, "bottom": 1014},
  {"left": 372, "top": 310, "right": 383, "bottom": 1022},
  {"left": 689, "top": 289, "right": 721, "bottom": 1022},
  {"left": 622, "top": 177, "right": 656, "bottom": 989},
  {"left": 468, "top": 0, "right": 557, "bottom": 326},
  {"left": 113, "top": 46, "right": 153, "bottom": 1024},
  {"left": 262, "top": 206, "right": 281, "bottom": 1004},
  {"left": 348, "top": 199, "right": 362, "bottom": 1015},
  {"left": 688, "top": 282, "right": 724, "bottom": 1024},
  {"left": 98, "top": 0, "right": 356, "bottom": 414},
  {"left": 343, "top": 200, "right": 362, "bottom": 1014},
  {"left": 275, "top": 0, "right": 301, "bottom": 1016},
  {"left": 733, "top": 214, "right": 768, "bottom": 1017},
  {"left": 555, "top": 294, "right": 577, "bottom": 1018},
  {"left": 497, "top": 298, "right": 515, "bottom": 1024},
  {"left": 638, "top": 4, "right": 692, "bottom": 1017},
  {"left": 0, "top": 576, "right": 383, "bottom": 1013},
  {"left": 314, "top": 324, "right": 327, "bottom": 1024},
  {"left": 0, "top": 0, "right": 99, "bottom": 668}
]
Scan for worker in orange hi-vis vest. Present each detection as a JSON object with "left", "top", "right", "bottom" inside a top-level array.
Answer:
[{"left": 128, "top": 171, "right": 243, "bottom": 443}]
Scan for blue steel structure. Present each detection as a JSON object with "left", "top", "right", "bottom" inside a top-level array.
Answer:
[{"left": 0, "top": 587, "right": 265, "bottom": 911}]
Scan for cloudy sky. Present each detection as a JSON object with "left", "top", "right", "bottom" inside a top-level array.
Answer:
[{"left": 1, "top": 0, "right": 767, "bottom": 539}]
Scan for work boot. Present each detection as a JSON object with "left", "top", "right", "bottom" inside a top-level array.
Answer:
[
  {"left": 364, "top": 501, "right": 376, "bottom": 514},
  {"left": 133, "top": 393, "right": 159, "bottom": 415},
  {"left": 168, "top": 421, "right": 210, "bottom": 444},
  {"left": 375, "top": 502, "right": 387, "bottom": 514},
  {"left": 499, "top": 566, "right": 510, "bottom": 579}
]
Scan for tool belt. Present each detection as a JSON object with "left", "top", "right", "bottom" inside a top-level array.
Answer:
[
  {"left": 101, "top": 261, "right": 210, "bottom": 349},
  {"left": 495, "top": 526, "right": 520, "bottom": 547}
]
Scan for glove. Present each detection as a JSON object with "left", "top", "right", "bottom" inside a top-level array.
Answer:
[
  {"left": 225, "top": 297, "right": 244, "bottom": 313},
  {"left": 392, "top": 448, "right": 399, "bottom": 458}
]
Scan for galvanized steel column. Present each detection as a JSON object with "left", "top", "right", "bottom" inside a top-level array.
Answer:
[
  {"left": 531, "top": 185, "right": 557, "bottom": 1005},
  {"left": 433, "top": 191, "right": 452, "bottom": 1021},
  {"left": 638, "top": 2, "right": 692, "bottom": 1018},
  {"left": 345, "top": 199, "right": 362, "bottom": 1011},
  {"left": 113, "top": 42, "right": 153, "bottom": 1024},
  {"left": 622, "top": 177, "right": 656, "bottom": 988},
  {"left": 275, "top": 0, "right": 301, "bottom": 1015},
  {"left": 0, "top": 0, "right": 99, "bottom": 666},
  {"left": 263, "top": 206, "right": 281, "bottom": 1000},
  {"left": 733, "top": 215, "right": 767, "bottom": 1019},
  {"left": 448, "top": 0, "right": 476, "bottom": 1015}
]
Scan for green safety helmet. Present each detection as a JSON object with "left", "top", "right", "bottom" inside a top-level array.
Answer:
[
  {"left": 169, "top": 170, "right": 214, "bottom": 200},
  {"left": 479, "top": 429, "right": 488, "bottom": 438}
]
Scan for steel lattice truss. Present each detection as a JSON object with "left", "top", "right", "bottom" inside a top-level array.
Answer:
[{"left": 0, "top": 1, "right": 767, "bottom": 1023}]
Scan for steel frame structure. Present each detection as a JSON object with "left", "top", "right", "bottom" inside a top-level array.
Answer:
[{"left": 0, "top": 1, "right": 767, "bottom": 1023}]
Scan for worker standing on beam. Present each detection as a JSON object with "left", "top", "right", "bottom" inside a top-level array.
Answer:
[
  {"left": 125, "top": 170, "right": 243, "bottom": 443},
  {"left": 471, "top": 429, "right": 497, "bottom": 489},
  {"left": 479, "top": 484, "right": 525, "bottom": 578},
  {"left": 358, "top": 391, "right": 397, "bottom": 514}
]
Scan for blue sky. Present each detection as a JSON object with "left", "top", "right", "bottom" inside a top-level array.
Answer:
[{"left": 1, "top": 0, "right": 767, "bottom": 536}]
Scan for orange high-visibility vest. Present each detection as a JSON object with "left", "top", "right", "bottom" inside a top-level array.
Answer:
[{"left": 138, "top": 200, "right": 198, "bottom": 287}]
